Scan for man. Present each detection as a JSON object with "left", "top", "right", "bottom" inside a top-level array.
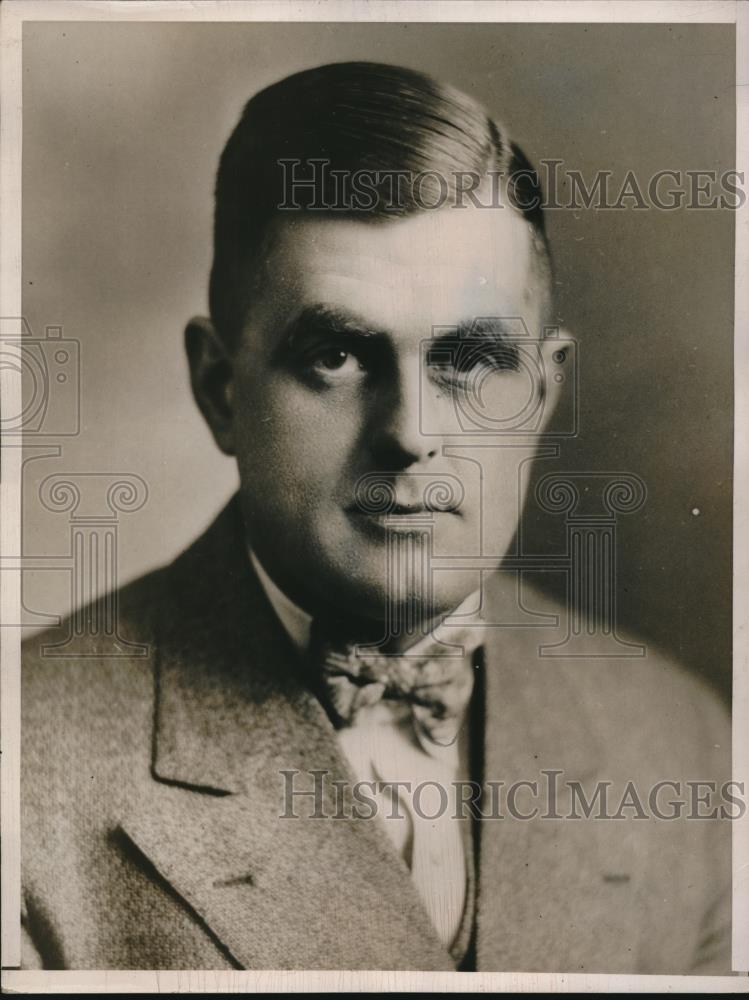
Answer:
[{"left": 22, "top": 62, "right": 732, "bottom": 972}]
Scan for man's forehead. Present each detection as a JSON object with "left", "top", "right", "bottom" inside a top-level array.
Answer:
[
  {"left": 267, "top": 206, "right": 531, "bottom": 280},
  {"left": 254, "top": 206, "right": 538, "bottom": 336}
]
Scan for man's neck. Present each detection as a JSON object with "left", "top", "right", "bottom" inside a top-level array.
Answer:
[{"left": 248, "top": 548, "right": 482, "bottom": 656}]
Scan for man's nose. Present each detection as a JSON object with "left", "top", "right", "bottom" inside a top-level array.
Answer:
[{"left": 368, "top": 363, "right": 439, "bottom": 469}]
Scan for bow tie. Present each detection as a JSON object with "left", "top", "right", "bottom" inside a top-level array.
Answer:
[{"left": 309, "top": 619, "right": 484, "bottom": 747}]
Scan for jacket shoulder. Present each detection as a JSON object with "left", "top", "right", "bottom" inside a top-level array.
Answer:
[
  {"left": 575, "top": 645, "right": 729, "bottom": 776},
  {"left": 22, "top": 565, "right": 167, "bottom": 722},
  {"left": 494, "top": 575, "right": 730, "bottom": 778}
]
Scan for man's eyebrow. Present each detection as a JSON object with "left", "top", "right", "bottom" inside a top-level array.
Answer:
[
  {"left": 433, "top": 317, "right": 524, "bottom": 344},
  {"left": 277, "top": 306, "right": 523, "bottom": 357},
  {"left": 281, "top": 304, "right": 388, "bottom": 348}
]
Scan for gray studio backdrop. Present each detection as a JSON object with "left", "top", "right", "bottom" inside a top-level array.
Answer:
[{"left": 20, "top": 21, "right": 734, "bottom": 697}]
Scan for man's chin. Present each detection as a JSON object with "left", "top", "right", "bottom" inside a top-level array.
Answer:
[{"left": 306, "top": 568, "right": 480, "bottom": 630}]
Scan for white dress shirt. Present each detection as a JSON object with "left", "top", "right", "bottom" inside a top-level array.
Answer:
[{"left": 249, "top": 550, "right": 481, "bottom": 950}]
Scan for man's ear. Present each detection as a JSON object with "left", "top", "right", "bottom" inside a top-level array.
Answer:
[
  {"left": 537, "top": 326, "right": 575, "bottom": 433},
  {"left": 184, "top": 316, "right": 236, "bottom": 456}
]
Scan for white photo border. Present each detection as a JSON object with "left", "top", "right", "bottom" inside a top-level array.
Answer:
[{"left": 1, "top": 0, "right": 746, "bottom": 992}]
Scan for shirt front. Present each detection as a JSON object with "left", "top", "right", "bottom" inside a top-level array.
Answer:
[{"left": 249, "top": 549, "right": 482, "bottom": 953}]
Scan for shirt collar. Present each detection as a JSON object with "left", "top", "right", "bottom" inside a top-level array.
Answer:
[
  {"left": 250, "top": 547, "right": 485, "bottom": 658},
  {"left": 249, "top": 549, "right": 312, "bottom": 654}
]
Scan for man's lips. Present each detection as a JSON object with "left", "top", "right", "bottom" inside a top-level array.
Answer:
[
  {"left": 348, "top": 473, "right": 466, "bottom": 518},
  {"left": 345, "top": 500, "right": 462, "bottom": 516}
]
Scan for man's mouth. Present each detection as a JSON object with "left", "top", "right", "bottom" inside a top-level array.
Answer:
[
  {"left": 345, "top": 498, "right": 462, "bottom": 517},
  {"left": 388, "top": 501, "right": 459, "bottom": 515},
  {"left": 347, "top": 473, "right": 466, "bottom": 521}
]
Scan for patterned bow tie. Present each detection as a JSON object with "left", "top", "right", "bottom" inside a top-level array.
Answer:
[{"left": 309, "top": 618, "right": 484, "bottom": 747}]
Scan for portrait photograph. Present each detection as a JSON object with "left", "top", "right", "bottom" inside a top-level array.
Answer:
[{"left": 1, "top": 0, "right": 747, "bottom": 993}]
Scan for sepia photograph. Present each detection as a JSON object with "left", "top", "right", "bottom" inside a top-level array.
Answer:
[{"left": 1, "top": 0, "right": 747, "bottom": 992}]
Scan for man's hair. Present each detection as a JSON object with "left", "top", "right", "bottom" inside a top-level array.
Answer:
[{"left": 210, "top": 61, "right": 553, "bottom": 345}]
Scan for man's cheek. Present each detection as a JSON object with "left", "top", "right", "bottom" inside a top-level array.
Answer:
[
  {"left": 241, "top": 379, "right": 351, "bottom": 441},
  {"left": 237, "top": 426, "right": 339, "bottom": 514}
]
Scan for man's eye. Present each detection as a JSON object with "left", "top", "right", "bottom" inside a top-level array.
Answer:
[
  {"left": 309, "top": 347, "right": 364, "bottom": 380},
  {"left": 426, "top": 342, "right": 519, "bottom": 382}
]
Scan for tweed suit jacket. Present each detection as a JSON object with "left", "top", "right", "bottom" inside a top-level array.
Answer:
[{"left": 21, "top": 495, "right": 732, "bottom": 972}]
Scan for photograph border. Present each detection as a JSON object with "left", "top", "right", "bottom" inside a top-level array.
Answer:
[{"left": 1, "top": 0, "right": 746, "bottom": 992}]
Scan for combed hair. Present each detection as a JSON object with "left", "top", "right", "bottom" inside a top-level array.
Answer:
[{"left": 210, "top": 61, "right": 552, "bottom": 344}]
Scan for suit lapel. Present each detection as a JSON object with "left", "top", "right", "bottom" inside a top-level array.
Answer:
[
  {"left": 120, "top": 497, "right": 454, "bottom": 970},
  {"left": 475, "top": 571, "right": 639, "bottom": 972}
]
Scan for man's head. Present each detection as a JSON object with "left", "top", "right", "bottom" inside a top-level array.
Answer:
[{"left": 187, "top": 61, "right": 567, "bottom": 632}]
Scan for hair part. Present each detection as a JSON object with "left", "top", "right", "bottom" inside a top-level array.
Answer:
[{"left": 210, "top": 61, "right": 553, "bottom": 345}]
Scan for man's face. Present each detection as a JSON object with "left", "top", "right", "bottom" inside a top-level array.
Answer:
[{"left": 196, "top": 204, "right": 560, "bottom": 625}]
